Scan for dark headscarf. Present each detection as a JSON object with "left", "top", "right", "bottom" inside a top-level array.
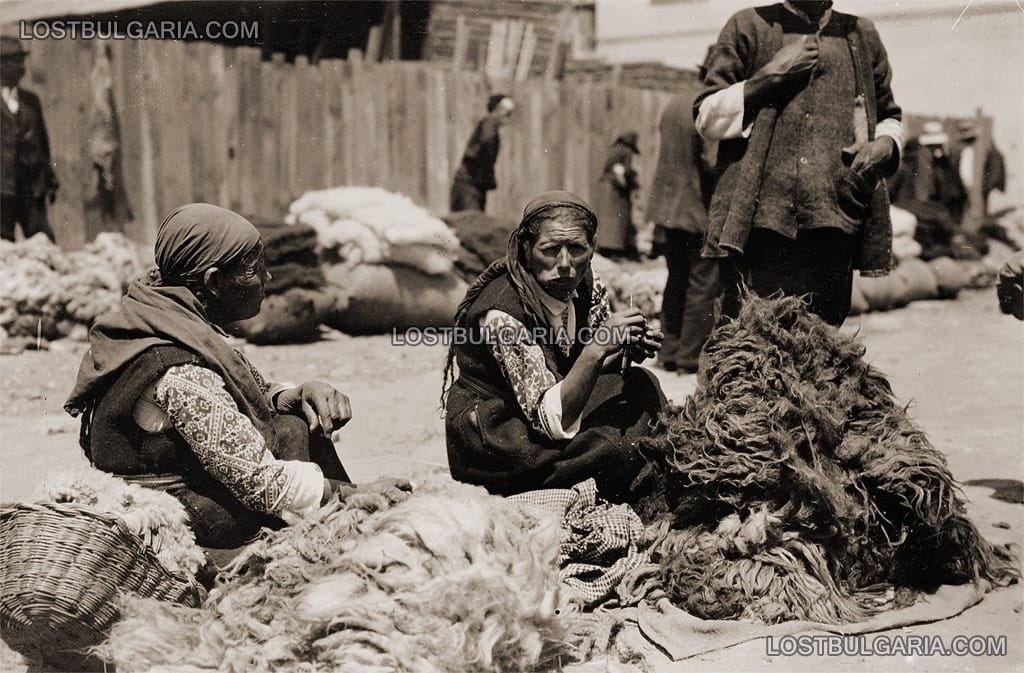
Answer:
[
  {"left": 65, "top": 204, "right": 272, "bottom": 440},
  {"left": 441, "top": 190, "right": 597, "bottom": 406}
]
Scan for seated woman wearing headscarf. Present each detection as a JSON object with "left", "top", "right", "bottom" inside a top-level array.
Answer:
[
  {"left": 443, "top": 191, "right": 666, "bottom": 502},
  {"left": 65, "top": 204, "right": 409, "bottom": 555}
]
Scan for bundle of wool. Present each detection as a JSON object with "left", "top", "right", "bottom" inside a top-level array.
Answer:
[
  {"left": 894, "top": 258, "right": 940, "bottom": 302},
  {"left": 593, "top": 258, "right": 667, "bottom": 321},
  {"left": 928, "top": 256, "right": 969, "bottom": 299},
  {"left": 442, "top": 211, "right": 517, "bottom": 282},
  {"left": 97, "top": 474, "right": 569, "bottom": 673},
  {"left": 857, "top": 271, "right": 911, "bottom": 312},
  {"left": 848, "top": 277, "right": 870, "bottom": 316},
  {"left": 0, "top": 233, "right": 143, "bottom": 340},
  {"left": 634, "top": 295, "right": 1019, "bottom": 624},
  {"left": 227, "top": 287, "right": 339, "bottom": 345},
  {"left": 324, "top": 263, "right": 467, "bottom": 335},
  {"left": 287, "top": 187, "right": 460, "bottom": 276},
  {"left": 34, "top": 466, "right": 206, "bottom": 576},
  {"left": 262, "top": 263, "right": 326, "bottom": 295}
]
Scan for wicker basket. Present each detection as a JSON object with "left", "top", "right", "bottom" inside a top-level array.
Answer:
[{"left": 0, "top": 501, "right": 208, "bottom": 661}]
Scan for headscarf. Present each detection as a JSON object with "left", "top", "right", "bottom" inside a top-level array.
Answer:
[
  {"left": 442, "top": 190, "right": 597, "bottom": 406},
  {"left": 155, "top": 203, "right": 261, "bottom": 284},
  {"left": 65, "top": 204, "right": 273, "bottom": 442}
]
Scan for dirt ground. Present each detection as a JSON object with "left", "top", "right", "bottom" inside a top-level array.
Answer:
[{"left": 1, "top": 288, "right": 1022, "bottom": 672}]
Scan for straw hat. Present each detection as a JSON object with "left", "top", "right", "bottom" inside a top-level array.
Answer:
[{"left": 918, "top": 121, "right": 948, "bottom": 147}]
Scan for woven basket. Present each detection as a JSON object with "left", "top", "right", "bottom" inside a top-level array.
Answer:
[{"left": 0, "top": 501, "right": 208, "bottom": 661}]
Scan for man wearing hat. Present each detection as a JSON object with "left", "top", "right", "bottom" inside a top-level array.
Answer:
[
  {"left": 951, "top": 119, "right": 1006, "bottom": 218},
  {"left": 1, "top": 35, "right": 59, "bottom": 242}
]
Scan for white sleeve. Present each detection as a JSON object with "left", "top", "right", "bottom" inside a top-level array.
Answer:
[
  {"left": 537, "top": 381, "right": 582, "bottom": 440},
  {"left": 875, "top": 118, "right": 906, "bottom": 162},
  {"left": 695, "top": 82, "right": 751, "bottom": 141}
]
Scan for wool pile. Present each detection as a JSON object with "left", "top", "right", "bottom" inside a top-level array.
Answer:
[
  {"left": 227, "top": 220, "right": 338, "bottom": 344},
  {"left": 890, "top": 206, "right": 923, "bottom": 261},
  {"left": 34, "top": 466, "right": 206, "bottom": 577},
  {"left": 442, "top": 211, "right": 517, "bottom": 283},
  {"left": 287, "top": 186, "right": 460, "bottom": 276},
  {"left": 632, "top": 295, "right": 1019, "bottom": 624},
  {"left": 97, "top": 474, "right": 571, "bottom": 673},
  {"left": 0, "top": 233, "right": 143, "bottom": 343},
  {"left": 590, "top": 255, "right": 666, "bottom": 321}
]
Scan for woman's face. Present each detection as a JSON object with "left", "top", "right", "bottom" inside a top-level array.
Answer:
[
  {"left": 527, "top": 217, "right": 593, "bottom": 301},
  {"left": 205, "top": 247, "right": 270, "bottom": 324}
]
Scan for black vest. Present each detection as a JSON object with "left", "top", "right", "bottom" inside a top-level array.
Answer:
[
  {"left": 454, "top": 273, "right": 594, "bottom": 402},
  {"left": 82, "top": 344, "right": 283, "bottom": 548}
]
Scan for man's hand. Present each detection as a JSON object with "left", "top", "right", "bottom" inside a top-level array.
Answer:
[
  {"left": 276, "top": 381, "right": 352, "bottom": 437},
  {"left": 842, "top": 137, "right": 897, "bottom": 179},
  {"left": 761, "top": 35, "right": 819, "bottom": 82}
]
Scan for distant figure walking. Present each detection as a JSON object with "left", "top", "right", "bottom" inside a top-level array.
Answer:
[
  {"left": 1, "top": 36, "right": 59, "bottom": 242},
  {"left": 450, "top": 94, "right": 514, "bottom": 213},
  {"left": 594, "top": 131, "right": 640, "bottom": 257}
]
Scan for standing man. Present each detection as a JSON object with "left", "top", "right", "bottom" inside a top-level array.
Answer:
[
  {"left": 695, "top": 1, "right": 904, "bottom": 326},
  {"left": 450, "top": 93, "right": 514, "bottom": 213},
  {"left": 1, "top": 36, "right": 59, "bottom": 242},
  {"left": 952, "top": 119, "right": 1006, "bottom": 220},
  {"left": 646, "top": 89, "right": 719, "bottom": 374}
]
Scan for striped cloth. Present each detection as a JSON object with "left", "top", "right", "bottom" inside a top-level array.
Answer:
[{"left": 510, "top": 479, "right": 647, "bottom": 607}]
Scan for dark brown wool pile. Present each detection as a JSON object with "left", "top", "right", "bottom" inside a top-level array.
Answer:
[{"left": 632, "top": 295, "right": 1019, "bottom": 623}]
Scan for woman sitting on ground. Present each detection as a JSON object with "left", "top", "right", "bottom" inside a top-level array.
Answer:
[
  {"left": 443, "top": 190, "right": 666, "bottom": 501},
  {"left": 65, "top": 203, "right": 409, "bottom": 556}
]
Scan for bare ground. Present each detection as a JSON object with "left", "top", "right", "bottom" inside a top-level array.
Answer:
[{"left": 1, "top": 288, "right": 1022, "bottom": 672}]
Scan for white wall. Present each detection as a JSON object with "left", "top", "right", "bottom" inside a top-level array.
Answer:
[{"left": 594, "top": 0, "right": 1024, "bottom": 209}]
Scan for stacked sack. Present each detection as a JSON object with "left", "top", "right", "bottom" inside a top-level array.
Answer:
[
  {"left": 287, "top": 187, "right": 467, "bottom": 334},
  {"left": 0, "top": 233, "right": 142, "bottom": 345},
  {"left": 890, "top": 206, "right": 923, "bottom": 263},
  {"left": 228, "top": 220, "right": 338, "bottom": 345}
]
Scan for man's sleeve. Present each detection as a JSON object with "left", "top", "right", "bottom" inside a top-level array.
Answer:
[
  {"left": 694, "top": 13, "right": 754, "bottom": 141},
  {"left": 864, "top": 19, "right": 905, "bottom": 169}
]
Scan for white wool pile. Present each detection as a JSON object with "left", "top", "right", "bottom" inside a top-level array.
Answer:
[
  {"left": 98, "top": 474, "right": 569, "bottom": 673},
  {"left": 592, "top": 257, "right": 667, "bottom": 322},
  {"left": 35, "top": 466, "right": 206, "bottom": 577},
  {"left": 890, "top": 206, "right": 921, "bottom": 261},
  {"left": 0, "top": 232, "right": 143, "bottom": 339},
  {"left": 286, "top": 187, "right": 460, "bottom": 276}
]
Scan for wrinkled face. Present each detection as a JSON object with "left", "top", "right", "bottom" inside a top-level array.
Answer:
[
  {"left": 0, "top": 56, "right": 26, "bottom": 87},
  {"left": 526, "top": 215, "right": 594, "bottom": 301},
  {"left": 205, "top": 246, "right": 270, "bottom": 324}
]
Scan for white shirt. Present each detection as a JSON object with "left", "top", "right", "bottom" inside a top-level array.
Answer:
[{"left": 1, "top": 86, "right": 19, "bottom": 115}]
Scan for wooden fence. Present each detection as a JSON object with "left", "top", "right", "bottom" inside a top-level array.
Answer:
[
  {"left": 22, "top": 38, "right": 991, "bottom": 249},
  {"left": 25, "top": 39, "right": 681, "bottom": 249}
]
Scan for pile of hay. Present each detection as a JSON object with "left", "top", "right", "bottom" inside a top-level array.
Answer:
[
  {"left": 633, "top": 295, "right": 1019, "bottom": 624},
  {"left": 97, "top": 475, "right": 570, "bottom": 673}
]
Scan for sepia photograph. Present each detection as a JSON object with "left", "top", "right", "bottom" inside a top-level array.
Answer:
[{"left": 0, "top": 0, "right": 1021, "bottom": 671}]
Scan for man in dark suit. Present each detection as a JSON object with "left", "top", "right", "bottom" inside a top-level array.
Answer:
[{"left": 1, "top": 36, "right": 59, "bottom": 242}]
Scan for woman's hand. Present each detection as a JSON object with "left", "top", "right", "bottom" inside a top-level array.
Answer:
[
  {"left": 584, "top": 307, "right": 647, "bottom": 361},
  {"left": 324, "top": 477, "right": 414, "bottom": 506},
  {"left": 276, "top": 381, "right": 352, "bottom": 437},
  {"left": 629, "top": 325, "right": 664, "bottom": 363}
]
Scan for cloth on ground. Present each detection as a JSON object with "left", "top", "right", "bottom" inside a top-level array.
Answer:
[
  {"left": 510, "top": 479, "right": 647, "bottom": 609},
  {"left": 637, "top": 583, "right": 987, "bottom": 661}
]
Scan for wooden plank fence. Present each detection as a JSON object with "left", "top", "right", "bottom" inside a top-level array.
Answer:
[{"left": 21, "top": 38, "right": 992, "bottom": 249}]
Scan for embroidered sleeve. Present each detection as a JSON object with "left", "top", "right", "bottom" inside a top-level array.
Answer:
[
  {"left": 482, "top": 310, "right": 563, "bottom": 437},
  {"left": 154, "top": 364, "right": 324, "bottom": 516},
  {"left": 588, "top": 272, "right": 611, "bottom": 327}
]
